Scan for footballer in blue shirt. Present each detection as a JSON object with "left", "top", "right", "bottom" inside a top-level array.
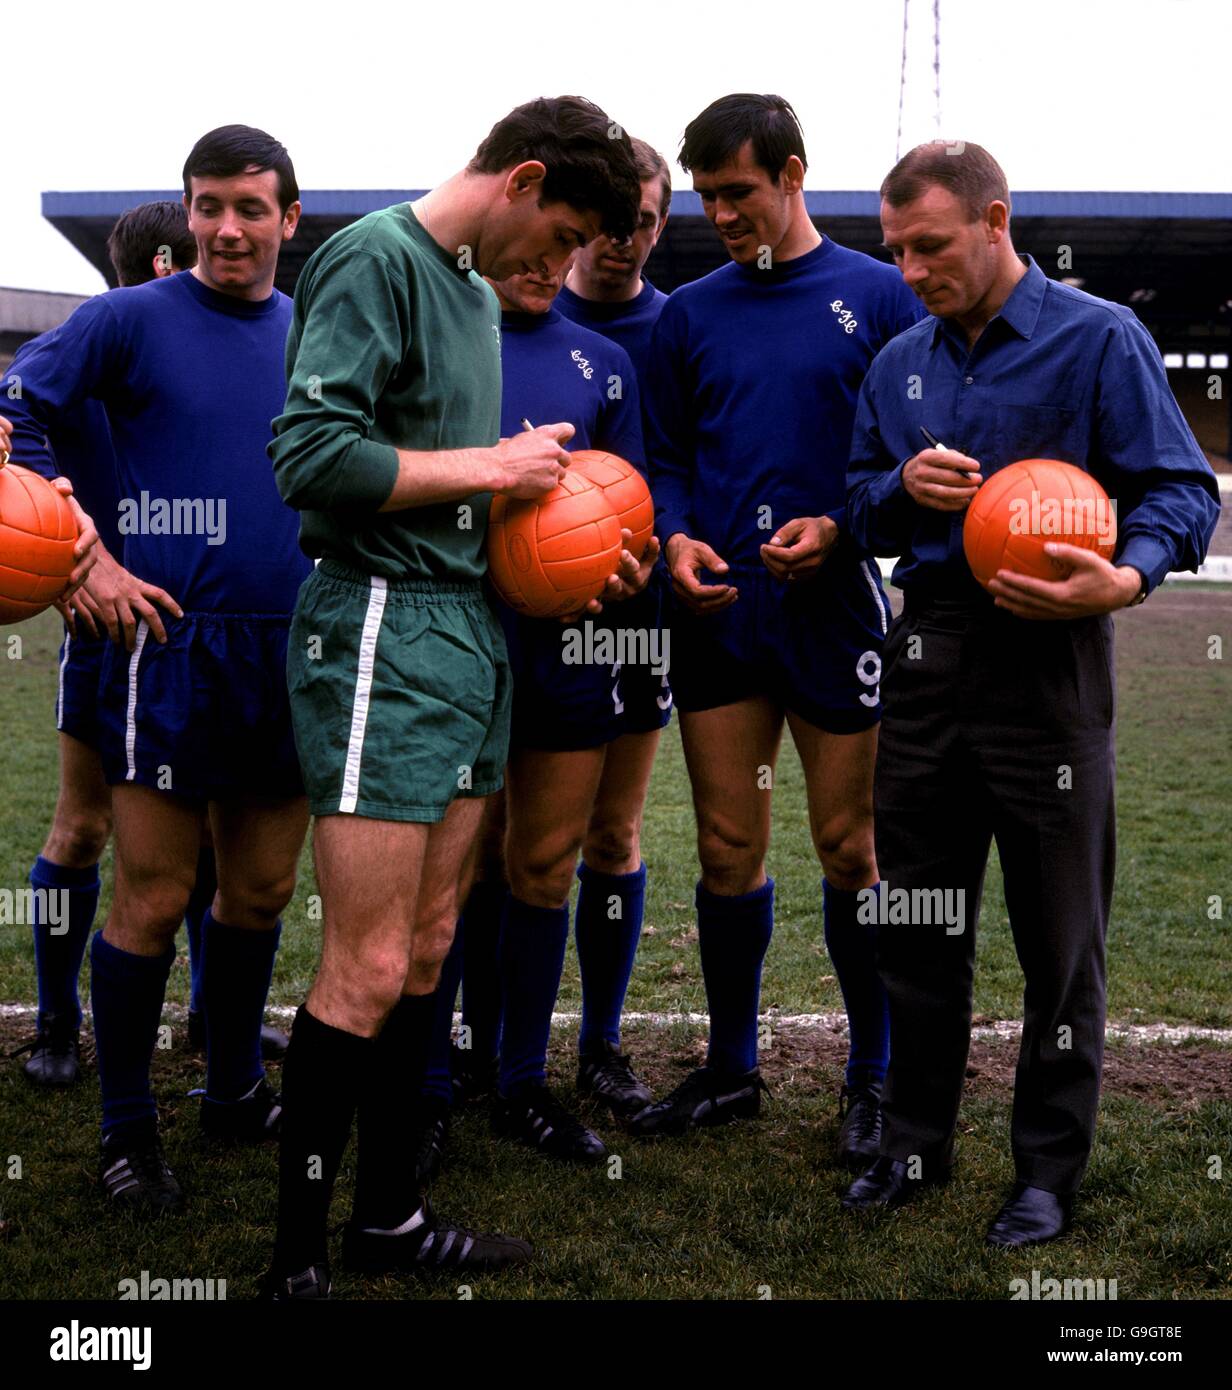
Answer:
[
  {"left": 421, "top": 246, "right": 663, "bottom": 1170},
  {"left": 557, "top": 137, "right": 672, "bottom": 382},
  {"left": 637, "top": 94, "right": 925, "bottom": 1154},
  {"left": 3, "top": 126, "right": 311, "bottom": 1218},
  {"left": 843, "top": 141, "right": 1219, "bottom": 1247},
  {"left": 433, "top": 143, "right": 676, "bottom": 1160},
  {"left": 8, "top": 201, "right": 213, "bottom": 1094}
]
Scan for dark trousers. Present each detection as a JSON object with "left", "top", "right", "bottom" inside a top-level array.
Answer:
[{"left": 873, "top": 594, "right": 1117, "bottom": 1195}]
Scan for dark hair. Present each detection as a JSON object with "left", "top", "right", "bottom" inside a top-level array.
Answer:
[
  {"left": 679, "top": 93, "right": 807, "bottom": 182},
  {"left": 106, "top": 201, "right": 198, "bottom": 287},
  {"left": 182, "top": 124, "right": 299, "bottom": 213},
  {"left": 880, "top": 140, "right": 1010, "bottom": 221},
  {"left": 469, "top": 96, "right": 640, "bottom": 241},
  {"left": 631, "top": 138, "right": 672, "bottom": 221}
]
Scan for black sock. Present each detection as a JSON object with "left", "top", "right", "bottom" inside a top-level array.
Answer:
[
  {"left": 273, "top": 1005, "right": 373, "bottom": 1273},
  {"left": 460, "top": 881, "right": 506, "bottom": 1064},
  {"left": 354, "top": 993, "right": 436, "bottom": 1228}
]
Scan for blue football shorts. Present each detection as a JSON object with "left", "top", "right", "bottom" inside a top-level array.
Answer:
[
  {"left": 501, "top": 568, "right": 673, "bottom": 752},
  {"left": 666, "top": 552, "right": 889, "bottom": 734},
  {"left": 54, "top": 625, "right": 107, "bottom": 748},
  {"left": 98, "top": 610, "right": 303, "bottom": 802}
]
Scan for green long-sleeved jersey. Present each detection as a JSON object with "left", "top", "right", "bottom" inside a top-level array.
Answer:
[{"left": 270, "top": 202, "right": 502, "bottom": 580}]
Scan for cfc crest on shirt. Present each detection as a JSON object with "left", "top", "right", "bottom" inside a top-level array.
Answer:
[{"left": 830, "top": 299, "right": 858, "bottom": 334}]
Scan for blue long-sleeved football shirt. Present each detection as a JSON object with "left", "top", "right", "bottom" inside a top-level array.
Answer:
[
  {"left": 44, "top": 399, "right": 123, "bottom": 557},
  {"left": 554, "top": 278, "right": 667, "bottom": 384},
  {"left": 3, "top": 271, "right": 308, "bottom": 613},
  {"left": 497, "top": 307, "right": 644, "bottom": 464},
  {"left": 643, "top": 237, "right": 924, "bottom": 567},
  {"left": 5, "top": 329, "right": 123, "bottom": 555},
  {"left": 845, "top": 255, "right": 1220, "bottom": 596}
]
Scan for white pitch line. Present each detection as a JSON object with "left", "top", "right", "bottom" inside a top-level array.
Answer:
[
  {"left": 2, "top": 1003, "right": 1229, "bottom": 1045},
  {"left": 577, "top": 1012, "right": 1232, "bottom": 1046}
]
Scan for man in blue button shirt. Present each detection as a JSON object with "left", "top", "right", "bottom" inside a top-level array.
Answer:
[{"left": 844, "top": 141, "right": 1219, "bottom": 1247}]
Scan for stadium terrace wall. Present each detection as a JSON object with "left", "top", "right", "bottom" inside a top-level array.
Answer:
[{"left": 25, "top": 189, "right": 1232, "bottom": 460}]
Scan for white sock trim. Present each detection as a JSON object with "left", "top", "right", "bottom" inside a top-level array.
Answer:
[{"left": 362, "top": 1202, "right": 428, "bottom": 1237}]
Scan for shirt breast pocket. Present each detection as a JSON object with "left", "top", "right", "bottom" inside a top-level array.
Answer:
[{"left": 995, "top": 404, "right": 1083, "bottom": 464}]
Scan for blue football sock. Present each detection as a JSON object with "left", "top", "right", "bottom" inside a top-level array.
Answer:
[
  {"left": 576, "top": 860, "right": 646, "bottom": 1053},
  {"left": 90, "top": 931, "right": 174, "bottom": 1141},
  {"left": 183, "top": 845, "right": 217, "bottom": 1016},
  {"left": 498, "top": 894, "right": 570, "bottom": 1093},
  {"left": 823, "top": 879, "right": 890, "bottom": 1089},
  {"left": 201, "top": 910, "right": 278, "bottom": 1103},
  {"left": 30, "top": 856, "right": 99, "bottom": 1031},
  {"left": 422, "top": 923, "right": 464, "bottom": 1102},
  {"left": 460, "top": 880, "right": 506, "bottom": 1065},
  {"left": 697, "top": 877, "right": 775, "bottom": 1075}
]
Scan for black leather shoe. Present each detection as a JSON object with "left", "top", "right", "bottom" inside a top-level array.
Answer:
[
  {"left": 341, "top": 1198, "right": 532, "bottom": 1274},
  {"left": 200, "top": 1077, "right": 282, "bottom": 1142},
  {"left": 261, "top": 1262, "right": 331, "bottom": 1299},
  {"left": 99, "top": 1122, "right": 185, "bottom": 1215},
  {"left": 985, "top": 1182, "right": 1074, "bottom": 1248},
  {"left": 577, "top": 1040, "right": 653, "bottom": 1122},
  {"left": 627, "top": 1065, "right": 768, "bottom": 1138},
  {"left": 12, "top": 1013, "right": 81, "bottom": 1087},
  {"left": 840, "top": 1155, "right": 950, "bottom": 1210},
  {"left": 493, "top": 1083, "right": 607, "bottom": 1163},
  {"left": 837, "top": 1082, "right": 883, "bottom": 1171},
  {"left": 187, "top": 1009, "right": 288, "bottom": 1061},
  {"left": 451, "top": 1044, "right": 499, "bottom": 1104}
]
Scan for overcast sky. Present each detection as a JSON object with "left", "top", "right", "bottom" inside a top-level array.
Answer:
[{"left": 2, "top": 0, "right": 1225, "bottom": 295}]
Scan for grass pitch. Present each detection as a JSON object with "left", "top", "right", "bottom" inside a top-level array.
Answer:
[{"left": 0, "top": 591, "right": 1228, "bottom": 1300}]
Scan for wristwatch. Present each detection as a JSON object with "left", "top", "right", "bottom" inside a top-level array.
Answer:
[{"left": 1126, "top": 566, "right": 1149, "bottom": 607}]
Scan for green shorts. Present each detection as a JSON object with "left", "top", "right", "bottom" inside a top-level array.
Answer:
[{"left": 287, "top": 559, "right": 511, "bottom": 822}]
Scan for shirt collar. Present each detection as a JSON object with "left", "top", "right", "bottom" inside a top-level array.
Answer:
[{"left": 930, "top": 254, "right": 1047, "bottom": 348}]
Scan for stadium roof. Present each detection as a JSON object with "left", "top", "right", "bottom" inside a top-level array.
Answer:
[
  {"left": 0, "top": 285, "right": 90, "bottom": 363},
  {"left": 40, "top": 188, "right": 1232, "bottom": 339}
]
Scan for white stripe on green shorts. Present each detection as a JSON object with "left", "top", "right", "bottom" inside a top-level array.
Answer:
[{"left": 339, "top": 577, "right": 388, "bottom": 814}]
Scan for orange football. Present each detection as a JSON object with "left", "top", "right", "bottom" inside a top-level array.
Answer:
[
  {"left": 0, "top": 464, "right": 78, "bottom": 623},
  {"left": 963, "top": 458, "right": 1116, "bottom": 591},
  {"left": 488, "top": 468, "right": 623, "bottom": 618},
  {"left": 568, "top": 449, "right": 655, "bottom": 561}
]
